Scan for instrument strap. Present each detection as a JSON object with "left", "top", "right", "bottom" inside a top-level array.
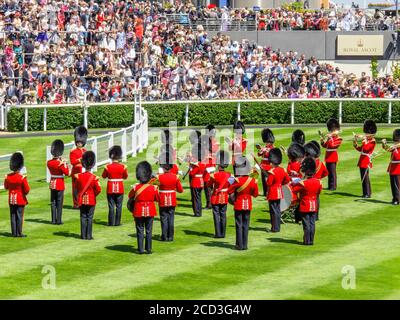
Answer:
[{"left": 237, "top": 177, "right": 252, "bottom": 193}]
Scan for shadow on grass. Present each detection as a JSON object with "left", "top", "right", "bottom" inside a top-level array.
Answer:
[
  {"left": 354, "top": 198, "right": 392, "bottom": 205},
  {"left": 249, "top": 226, "right": 267, "bottom": 232},
  {"left": 256, "top": 218, "right": 269, "bottom": 224},
  {"left": 63, "top": 205, "right": 80, "bottom": 210},
  {"left": 268, "top": 237, "right": 303, "bottom": 245},
  {"left": 128, "top": 233, "right": 136, "bottom": 238},
  {"left": 105, "top": 244, "right": 136, "bottom": 253},
  {"left": 93, "top": 219, "right": 109, "bottom": 226},
  {"left": 201, "top": 241, "right": 236, "bottom": 250},
  {"left": 183, "top": 229, "right": 214, "bottom": 238},
  {"left": 327, "top": 192, "right": 360, "bottom": 198},
  {"left": 174, "top": 211, "right": 193, "bottom": 217},
  {"left": 25, "top": 218, "right": 54, "bottom": 225},
  {"left": 53, "top": 231, "right": 81, "bottom": 239},
  {"left": 178, "top": 203, "right": 193, "bottom": 209},
  {"left": 0, "top": 232, "right": 13, "bottom": 237}
]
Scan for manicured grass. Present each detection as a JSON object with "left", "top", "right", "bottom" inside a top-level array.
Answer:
[{"left": 0, "top": 126, "right": 399, "bottom": 300}]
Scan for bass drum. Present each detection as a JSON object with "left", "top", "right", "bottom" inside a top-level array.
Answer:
[{"left": 280, "top": 184, "right": 293, "bottom": 212}]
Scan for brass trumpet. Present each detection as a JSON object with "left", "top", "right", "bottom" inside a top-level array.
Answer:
[
  {"left": 319, "top": 130, "right": 341, "bottom": 139},
  {"left": 382, "top": 139, "right": 400, "bottom": 152}
]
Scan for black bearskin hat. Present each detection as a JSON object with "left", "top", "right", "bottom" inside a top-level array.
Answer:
[
  {"left": 363, "top": 120, "right": 377, "bottom": 135},
  {"left": 158, "top": 152, "right": 173, "bottom": 171},
  {"left": 234, "top": 156, "right": 251, "bottom": 176},
  {"left": 261, "top": 128, "right": 275, "bottom": 144},
  {"left": 136, "top": 161, "right": 152, "bottom": 183},
  {"left": 301, "top": 157, "right": 317, "bottom": 177},
  {"left": 268, "top": 148, "right": 283, "bottom": 165},
  {"left": 51, "top": 139, "right": 64, "bottom": 157},
  {"left": 205, "top": 124, "right": 216, "bottom": 137},
  {"left": 393, "top": 129, "right": 400, "bottom": 142},
  {"left": 82, "top": 151, "right": 96, "bottom": 170},
  {"left": 216, "top": 150, "right": 230, "bottom": 168},
  {"left": 233, "top": 120, "right": 245, "bottom": 134},
  {"left": 304, "top": 141, "right": 321, "bottom": 158},
  {"left": 292, "top": 129, "right": 305, "bottom": 145},
  {"left": 327, "top": 118, "right": 340, "bottom": 132},
  {"left": 109, "top": 145, "right": 122, "bottom": 160},
  {"left": 10, "top": 152, "right": 24, "bottom": 172},
  {"left": 74, "top": 125, "right": 88, "bottom": 146},
  {"left": 161, "top": 129, "right": 172, "bottom": 144},
  {"left": 189, "top": 130, "right": 201, "bottom": 145},
  {"left": 287, "top": 143, "right": 305, "bottom": 161}
]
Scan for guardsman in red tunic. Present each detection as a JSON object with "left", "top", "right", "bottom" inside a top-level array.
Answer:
[
  {"left": 266, "top": 148, "right": 291, "bottom": 233},
  {"left": 353, "top": 120, "right": 377, "bottom": 198},
  {"left": 226, "top": 120, "right": 247, "bottom": 176},
  {"left": 128, "top": 161, "right": 159, "bottom": 254},
  {"left": 382, "top": 129, "right": 400, "bottom": 205},
  {"left": 70, "top": 126, "right": 88, "bottom": 208},
  {"left": 320, "top": 118, "right": 343, "bottom": 191},
  {"left": 157, "top": 151, "right": 184, "bottom": 241},
  {"left": 204, "top": 124, "right": 220, "bottom": 209},
  {"left": 4, "top": 152, "right": 30, "bottom": 237},
  {"left": 47, "top": 139, "right": 70, "bottom": 225},
  {"left": 228, "top": 156, "right": 258, "bottom": 250},
  {"left": 291, "top": 157, "right": 323, "bottom": 245},
  {"left": 75, "top": 151, "right": 102, "bottom": 240},
  {"left": 209, "top": 150, "right": 231, "bottom": 238},
  {"left": 102, "top": 146, "right": 128, "bottom": 226},
  {"left": 257, "top": 128, "right": 275, "bottom": 196}
]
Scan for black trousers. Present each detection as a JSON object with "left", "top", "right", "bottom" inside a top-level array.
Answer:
[
  {"left": 390, "top": 175, "right": 400, "bottom": 203},
  {"left": 204, "top": 186, "right": 212, "bottom": 209},
  {"left": 235, "top": 210, "right": 250, "bottom": 250},
  {"left": 261, "top": 171, "right": 268, "bottom": 196},
  {"left": 360, "top": 168, "right": 372, "bottom": 197},
  {"left": 212, "top": 204, "right": 227, "bottom": 238},
  {"left": 301, "top": 212, "right": 316, "bottom": 245},
  {"left": 135, "top": 217, "right": 154, "bottom": 253},
  {"left": 160, "top": 206, "right": 175, "bottom": 241},
  {"left": 50, "top": 189, "right": 64, "bottom": 224},
  {"left": 191, "top": 187, "right": 202, "bottom": 217},
  {"left": 80, "top": 205, "right": 95, "bottom": 240},
  {"left": 107, "top": 194, "right": 123, "bottom": 226},
  {"left": 9, "top": 205, "right": 24, "bottom": 237},
  {"left": 326, "top": 162, "right": 337, "bottom": 190},
  {"left": 269, "top": 200, "right": 281, "bottom": 232}
]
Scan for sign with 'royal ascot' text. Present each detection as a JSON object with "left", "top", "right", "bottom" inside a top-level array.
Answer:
[{"left": 337, "top": 35, "right": 384, "bottom": 56}]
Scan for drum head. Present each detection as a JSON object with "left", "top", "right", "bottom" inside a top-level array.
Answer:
[{"left": 280, "top": 184, "right": 293, "bottom": 212}]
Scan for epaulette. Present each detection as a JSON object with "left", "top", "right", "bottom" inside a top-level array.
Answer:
[
  {"left": 74, "top": 173, "right": 80, "bottom": 179},
  {"left": 123, "top": 164, "right": 128, "bottom": 169},
  {"left": 268, "top": 168, "right": 275, "bottom": 175},
  {"left": 21, "top": 175, "right": 27, "bottom": 179}
]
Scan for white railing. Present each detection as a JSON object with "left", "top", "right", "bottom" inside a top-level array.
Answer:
[
  {"left": 0, "top": 151, "right": 23, "bottom": 189},
  {"left": 45, "top": 95, "right": 148, "bottom": 182}
]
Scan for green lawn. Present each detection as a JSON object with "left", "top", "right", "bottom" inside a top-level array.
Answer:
[{"left": 0, "top": 126, "right": 400, "bottom": 300}]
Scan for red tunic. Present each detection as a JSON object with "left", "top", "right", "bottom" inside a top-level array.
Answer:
[
  {"left": 354, "top": 138, "right": 376, "bottom": 169},
  {"left": 70, "top": 147, "right": 86, "bottom": 175},
  {"left": 128, "top": 184, "right": 159, "bottom": 217},
  {"left": 210, "top": 170, "right": 232, "bottom": 205},
  {"left": 170, "top": 164, "right": 180, "bottom": 175},
  {"left": 101, "top": 162, "right": 128, "bottom": 194},
  {"left": 231, "top": 137, "right": 247, "bottom": 164},
  {"left": 314, "top": 159, "right": 329, "bottom": 180},
  {"left": 75, "top": 172, "right": 102, "bottom": 206},
  {"left": 287, "top": 160, "right": 302, "bottom": 178},
  {"left": 189, "top": 162, "right": 209, "bottom": 188},
  {"left": 47, "top": 158, "right": 70, "bottom": 190},
  {"left": 4, "top": 172, "right": 30, "bottom": 205},
  {"left": 258, "top": 143, "right": 274, "bottom": 166},
  {"left": 386, "top": 147, "right": 400, "bottom": 175},
  {"left": 292, "top": 178, "right": 323, "bottom": 213},
  {"left": 321, "top": 136, "right": 343, "bottom": 163},
  {"left": 157, "top": 172, "right": 183, "bottom": 207},
  {"left": 266, "top": 166, "right": 291, "bottom": 201},
  {"left": 228, "top": 176, "right": 258, "bottom": 211}
]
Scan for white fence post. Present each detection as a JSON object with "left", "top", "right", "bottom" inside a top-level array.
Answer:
[
  {"left": 237, "top": 102, "right": 241, "bottom": 121},
  {"left": 291, "top": 102, "right": 295, "bottom": 125},
  {"left": 4, "top": 106, "right": 8, "bottom": 131},
  {"left": 339, "top": 101, "right": 343, "bottom": 125},
  {"left": 109, "top": 132, "right": 114, "bottom": 150},
  {"left": 43, "top": 108, "right": 47, "bottom": 131},
  {"left": 132, "top": 125, "right": 137, "bottom": 157},
  {"left": 0, "top": 105, "right": 4, "bottom": 130},
  {"left": 388, "top": 101, "right": 392, "bottom": 124},
  {"left": 24, "top": 108, "right": 28, "bottom": 132},
  {"left": 185, "top": 103, "right": 189, "bottom": 127},
  {"left": 122, "top": 129, "right": 127, "bottom": 162}
]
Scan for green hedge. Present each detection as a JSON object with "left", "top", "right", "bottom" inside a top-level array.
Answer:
[{"left": 6, "top": 101, "right": 398, "bottom": 131}]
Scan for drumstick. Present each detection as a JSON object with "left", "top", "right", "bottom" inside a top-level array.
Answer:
[{"left": 250, "top": 152, "right": 269, "bottom": 176}]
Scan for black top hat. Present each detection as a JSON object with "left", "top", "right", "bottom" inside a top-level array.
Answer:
[
  {"left": 216, "top": 150, "right": 230, "bottom": 168},
  {"left": 261, "top": 128, "right": 275, "bottom": 144},
  {"left": 74, "top": 126, "right": 88, "bottom": 146},
  {"left": 268, "top": 148, "right": 282, "bottom": 165},
  {"left": 363, "top": 119, "right": 377, "bottom": 135},
  {"left": 287, "top": 142, "right": 305, "bottom": 161},
  {"left": 109, "top": 145, "right": 122, "bottom": 160},
  {"left": 233, "top": 120, "right": 245, "bottom": 134},
  {"left": 51, "top": 139, "right": 64, "bottom": 157},
  {"left": 292, "top": 129, "right": 305, "bottom": 145},
  {"left": 10, "top": 152, "right": 24, "bottom": 172},
  {"left": 327, "top": 118, "right": 340, "bottom": 132},
  {"left": 82, "top": 151, "right": 96, "bottom": 170},
  {"left": 136, "top": 161, "right": 152, "bottom": 183},
  {"left": 301, "top": 156, "right": 317, "bottom": 177},
  {"left": 304, "top": 141, "right": 321, "bottom": 158}
]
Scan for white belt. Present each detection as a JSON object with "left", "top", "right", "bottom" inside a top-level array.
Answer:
[
  {"left": 262, "top": 158, "right": 269, "bottom": 161},
  {"left": 361, "top": 152, "right": 371, "bottom": 157},
  {"left": 159, "top": 190, "right": 175, "bottom": 193},
  {"left": 326, "top": 149, "right": 337, "bottom": 152},
  {"left": 391, "top": 161, "right": 400, "bottom": 164},
  {"left": 109, "top": 179, "right": 123, "bottom": 182},
  {"left": 233, "top": 153, "right": 242, "bottom": 156},
  {"left": 220, "top": 188, "right": 228, "bottom": 192},
  {"left": 51, "top": 175, "right": 64, "bottom": 179},
  {"left": 194, "top": 174, "right": 203, "bottom": 178}
]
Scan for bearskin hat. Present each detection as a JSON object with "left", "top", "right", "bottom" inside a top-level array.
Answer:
[
  {"left": 393, "top": 129, "right": 400, "bottom": 142},
  {"left": 261, "top": 128, "right": 275, "bottom": 144},
  {"left": 287, "top": 142, "right": 305, "bottom": 161},
  {"left": 189, "top": 130, "right": 201, "bottom": 145},
  {"left": 327, "top": 118, "right": 340, "bottom": 132},
  {"left": 234, "top": 156, "right": 251, "bottom": 176},
  {"left": 268, "top": 148, "right": 283, "bottom": 165},
  {"left": 10, "top": 152, "right": 24, "bottom": 172},
  {"left": 292, "top": 129, "right": 305, "bottom": 145},
  {"left": 136, "top": 161, "right": 152, "bottom": 183},
  {"left": 74, "top": 125, "right": 88, "bottom": 146},
  {"left": 82, "top": 151, "right": 96, "bottom": 170},
  {"left": 363, "top": 119, "right": 377, "bottom": 135},
  {"left": 205, "top": 124, "right": 216, "bottom": 137},
  {"left": 216, "top": 150, "right": 230, "bottom": 168},
  {"left": 109, "top": 145, "right": 122, "bottom": 160},
  {"left": 158, "top": 151, "right": 173, "bottom": 171},
  {"left": 304, "top": 141, "right": 321, "bottom": 158},
  {"left": 161, "top": 129, "right": 172, "bottom": 144},
  {"left": 233, "top": 120, "right": 245, "bottom": 134},
  {"left": 301, "top": 156, "right": 317, "bottom": 177},
  {"left": 51, "top": 139, "right": 64, "bottom": 157}
]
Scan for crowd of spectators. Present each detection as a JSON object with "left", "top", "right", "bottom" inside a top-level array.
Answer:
[{"left": 0, "top": 0, "right": 398, "bottom": 105}]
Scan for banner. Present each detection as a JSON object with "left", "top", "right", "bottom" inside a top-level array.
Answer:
[{"left": 337, "top": 35, "right": 384, "bottom": 56}]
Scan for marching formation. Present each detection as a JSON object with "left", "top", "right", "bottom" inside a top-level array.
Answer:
[{"left": 3, "top": 118, "right": 396, "bottom": 252}]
